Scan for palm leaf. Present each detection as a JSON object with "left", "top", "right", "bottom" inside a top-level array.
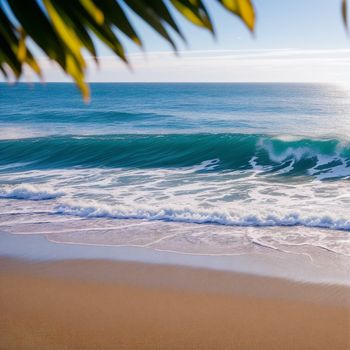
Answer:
[
  {"left": 170, "top": 0, "right": 214, "bottom": 32},
  {"left": 92, "top": 0, "right": 142, "bottom": 46},
  {"left": 1, "top": 0, "right": 258, "bottom": 100},
  {"left": 342, "top": 0, "right": 348, "bottom": 31},
  {"left": 1, "top": 0, "right": 305, "bottom": 100},
  {"left": 218, "top": 0, "right": 255, "bottom": 32}
]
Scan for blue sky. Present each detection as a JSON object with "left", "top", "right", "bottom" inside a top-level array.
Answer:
[
  {"left": 21, "top": 0, "right": 350, "bottom": 82},
  {"left": 118, "top": 0, "right": 349, "bottom": 53}
]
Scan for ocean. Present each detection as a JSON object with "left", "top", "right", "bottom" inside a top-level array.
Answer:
[{"left": 0, "top": 83, "right": 349, "bottom": 257}]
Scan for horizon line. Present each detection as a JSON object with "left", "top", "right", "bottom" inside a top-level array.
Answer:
[{"left": 1, "top": 81, "right": 346, "bottom": 84}]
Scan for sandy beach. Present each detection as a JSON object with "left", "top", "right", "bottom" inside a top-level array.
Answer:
[{"left": 0, "top": 257, "right": 349, "bottom": 350}]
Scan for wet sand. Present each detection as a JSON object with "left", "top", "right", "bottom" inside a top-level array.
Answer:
[{"left": 0, "top": 257, "right": 349, "bottom": 350}]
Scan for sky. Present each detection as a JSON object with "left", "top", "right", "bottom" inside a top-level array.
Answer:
[{"left": 20, "top": 0, "right": 350, "bottom": 82}]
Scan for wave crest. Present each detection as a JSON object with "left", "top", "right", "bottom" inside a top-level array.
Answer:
[
  {"left": 55, "top": 201, "right": 350, "bottom": 231},
  {"left": 0, "top": 134, "right": 349, "bottom": 179},
  {"left": 0, "top": 184, "right": 64, "bottom": 200}
]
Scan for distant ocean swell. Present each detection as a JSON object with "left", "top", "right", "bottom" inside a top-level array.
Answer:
[{"left": 0, "top": 134, "right": 349, "bottom": 178}]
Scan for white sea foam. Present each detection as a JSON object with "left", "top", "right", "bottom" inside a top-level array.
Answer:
[
  {"left": 0, "top": 184, "right": 64, "bottom": 200},
  {"left": 55, "top": 200, "right": 350, "bottom": 231},
  {"left": 256, "top": 138, "right": 350, "bottom": 179},
  {"left": 1, "top": 166, "right": 349, "bottom": 258},
  {"left": 259, "top": 138, "right": 316, "bottom": 163}
]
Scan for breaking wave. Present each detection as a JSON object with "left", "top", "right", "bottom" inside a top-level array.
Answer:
[
  {"left": 55, "top": 201, "right": 350, "bottom": 231},
  {"left": 0, "top": 184, "right": 64, "bottom": 200},
  {"left": 0, "top": 134, "right": 349, "bottom": 179}
]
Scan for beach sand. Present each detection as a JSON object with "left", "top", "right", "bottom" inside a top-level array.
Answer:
[{"left": 0, "top": 257, "right": 349, "bottom": 350}]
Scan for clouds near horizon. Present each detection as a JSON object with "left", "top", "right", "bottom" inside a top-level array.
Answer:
[{"left": 21, "top": 48, "right": 350, "bottom": 84}]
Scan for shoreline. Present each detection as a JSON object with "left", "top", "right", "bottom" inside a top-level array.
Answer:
[
  {"left": 1, "top": 228, "right": 349, "bottom": 348},
  {"left": 1, "top": 229, "right": 349, "bottom": 286},
  {"left": 1, "top": 256, "right": 349, "bottom": 350}
]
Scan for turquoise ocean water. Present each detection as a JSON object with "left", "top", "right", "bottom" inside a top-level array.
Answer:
[{"left": 0, "top": 83, "right": 349, "bottom": 256}]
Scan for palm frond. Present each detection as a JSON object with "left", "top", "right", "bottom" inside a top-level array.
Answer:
[
  {"left": 1, "top": 0, "right": 257, "bottom": 100},
  {"left": 342, "top": 0, "right": 348, "bottom": 32}
]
